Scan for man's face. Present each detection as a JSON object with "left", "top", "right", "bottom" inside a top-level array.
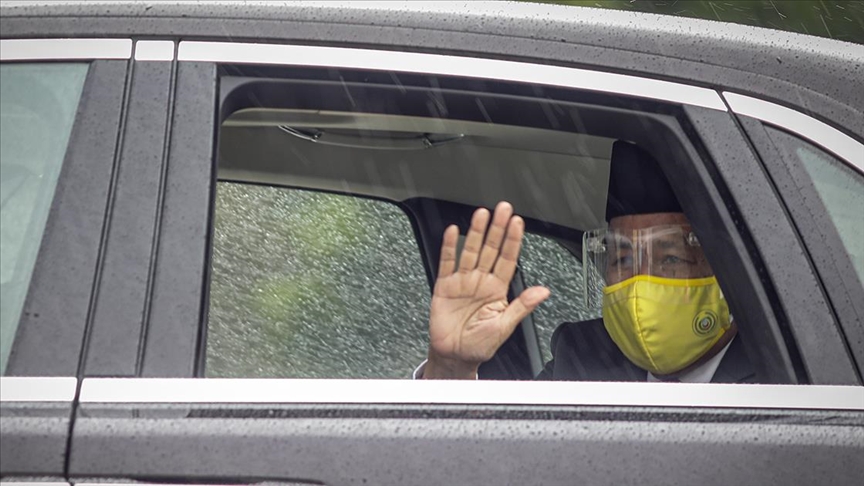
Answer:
[{"left": 604, "top": 212, "right": 714, "bottom": 285}]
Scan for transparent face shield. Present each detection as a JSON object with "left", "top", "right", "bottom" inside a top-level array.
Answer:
[{"left": 582, "top": 224, "right": 714, "bottom": 308}]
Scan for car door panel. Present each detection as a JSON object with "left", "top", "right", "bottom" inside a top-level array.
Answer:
[
  {"left": 71, "top": 414, "right": 864, "bottom": 485},
  {"left": 68, "top": 379, "right": 864, "bottom": 486},
  {"left": 734, "top": 114, "right": 864, "bottom": 380},
  {"left": 682, "top": 105, "right": 858, "bottom": 385}
]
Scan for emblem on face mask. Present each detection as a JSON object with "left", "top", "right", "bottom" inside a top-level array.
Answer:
[{"left": 692, "top": 310, "right": 718, "bottom": 336}]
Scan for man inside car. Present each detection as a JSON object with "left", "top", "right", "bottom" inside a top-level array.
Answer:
[{"left": 419, "top": 141, "right": 755, "bottom": 383}]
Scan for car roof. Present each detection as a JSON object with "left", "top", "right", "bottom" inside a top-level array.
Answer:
[{"left": 3, "top": 0, "right": 861, "bottom": 139}]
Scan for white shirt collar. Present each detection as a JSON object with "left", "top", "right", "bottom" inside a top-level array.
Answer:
[{"left": 646, "top": 336, "right": 735, "bottom": 383}]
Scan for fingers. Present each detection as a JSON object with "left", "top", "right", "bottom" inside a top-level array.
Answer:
[
  {"left": 457, "top": 207, "right": 490, "bottom": 273},
  {"left": 500, "top": 286, "right": 550, "bottom": 333},
  {"left": 437, "top": 225, "right": 459, "bottom": 278},
  {"left": 456, "top": 202, "right": 522, "bottom": 275},
  {"left": 492, "top": 215, "right": 524, "bottom": 282},
  {"left": 476, "top": 202, "right": 513, "bottom": 272}
]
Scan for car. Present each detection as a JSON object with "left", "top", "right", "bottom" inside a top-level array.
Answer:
[{"left": 1, "top": 1, "right": 863, "bottom": 485}]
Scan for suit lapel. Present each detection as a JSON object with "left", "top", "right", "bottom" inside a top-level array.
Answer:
[{"left": 550, "top": 319, "right": 646, "bottom": 382}]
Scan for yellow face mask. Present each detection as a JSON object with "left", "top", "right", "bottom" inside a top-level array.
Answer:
[{"left": 602, "top": 275, "right": 731, "bottom": 376}]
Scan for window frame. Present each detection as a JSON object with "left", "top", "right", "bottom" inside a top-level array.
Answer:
[
  {"left": 136, "top": 59, "right": 217, "bottom": 378},
  {"left": 209, "top": 53, "right": 803, "bottom": 384},
  {"left": 80, "top": 46, "right": 178, "bottom": 377},
  {"left": 135, "top": 41, "right": 864, "bottom": 389}
]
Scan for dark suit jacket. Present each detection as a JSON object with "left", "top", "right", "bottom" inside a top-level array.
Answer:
[{"left": 535, "top": 318, "right": 757, "bottom": 383}]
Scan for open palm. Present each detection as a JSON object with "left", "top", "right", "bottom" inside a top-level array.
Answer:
[{"left": 424, "top": 202, "right": 550, "bottom": 379}]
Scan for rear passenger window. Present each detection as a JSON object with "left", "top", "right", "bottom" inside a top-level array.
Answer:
[
  {"left": 207, "top": 183, "right": 430, "bottom": 378},
  {"left": 765, "top": 127, "right": 864, "bottom": 282},
  {"left": 0, "top": 63, "right": 88, "bottom": 374}
]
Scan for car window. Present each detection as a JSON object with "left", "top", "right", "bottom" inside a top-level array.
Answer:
[
  {"left": 0, "top": 63, "right": 88, "bottom": 374},
  {"left": 213, "top": 88, "right": 619, "bottom": 381},
  {"left": 206, "top": 182, "right": 430, "bottom": 378},
  {"left": 519, "top": 232, "right": 601, "bottom": 363},
  {"left": 200, "top": 66, "right": 806, "bottom": 384},
  {"left": 764, "top": 127, "right": 864, "bottom": 283}
]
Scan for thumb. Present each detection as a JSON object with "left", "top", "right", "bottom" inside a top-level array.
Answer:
[{"left": 500, "top": 286, "right": 550, "bottom": 332}]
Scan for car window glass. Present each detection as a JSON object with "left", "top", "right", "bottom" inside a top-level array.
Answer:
[
  {"left": 0, "top": 63, "right": 88, "bottom": 374},
  {"left": 765, "top": 127, "right": 864, "bottom": 282},
  {"left": 519, "top": 233, "right": 601, "bottom": 363},
  {"left": 206, "top": 182, "right": 430, "bottom": 378}
]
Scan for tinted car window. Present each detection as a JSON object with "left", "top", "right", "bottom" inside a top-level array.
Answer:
[
  {"left": 0, "top": 63, "right": 88, "bottom": 374},
  {"left": 765, "top": 127, "right": 864, "bottom": 283},
  {"left": 207, "top": 182, "right": 430, "bottom": 378}
]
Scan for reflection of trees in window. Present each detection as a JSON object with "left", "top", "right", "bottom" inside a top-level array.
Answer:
[{"left": 207, "top": 183, "right": 430, "bottom": 379}]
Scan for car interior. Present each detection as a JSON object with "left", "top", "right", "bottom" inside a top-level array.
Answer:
[
  {"left": 218, "top": 105, "right": 616, "bottom": 379},
  {"left": 220, "top": 108, "right": 615, "bottom": 231},
  {"left": 209, "top": 69, "right": 766, "bottom": 382}
]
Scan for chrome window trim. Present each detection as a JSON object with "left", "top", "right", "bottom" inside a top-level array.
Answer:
[
  {"left": 724, "top": 92, "right": 864, "bottom": 174},
  {"left": 0, "top": 483, "right": 69, "bottom": 486},
  {"left": 0, "top": 377, "right": 77, "bottom": 402},
  {"left": 0, "top": 38, "right": 132, "bottom": 61},
  {"left": 79, "top": 378, "right": 864, "bottom": 411},
  {"left": 134, "top": 40, "right": 175, "bottom": 62},
  {"left": 76, "top": 484, "right": 235, "bottom": 486},
  {"left": 76, "top": 484, "right": 227, "bottom": 486},
  {"left": 177, "top": 41, "right": 728, "bottom": 111}
]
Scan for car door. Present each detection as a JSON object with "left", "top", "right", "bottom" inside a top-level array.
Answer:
[
  {"left": 731, "top": 102, "right": 864, "bottom": 380},
  {"left": 63, "top": 38, "right": 864, "bottom": 486},
  {"left": 3, "top": 3, "right": 862, "bottom": 486},
  {"left": 0, "top": 39, "right": 130, "bottom": 478}
]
